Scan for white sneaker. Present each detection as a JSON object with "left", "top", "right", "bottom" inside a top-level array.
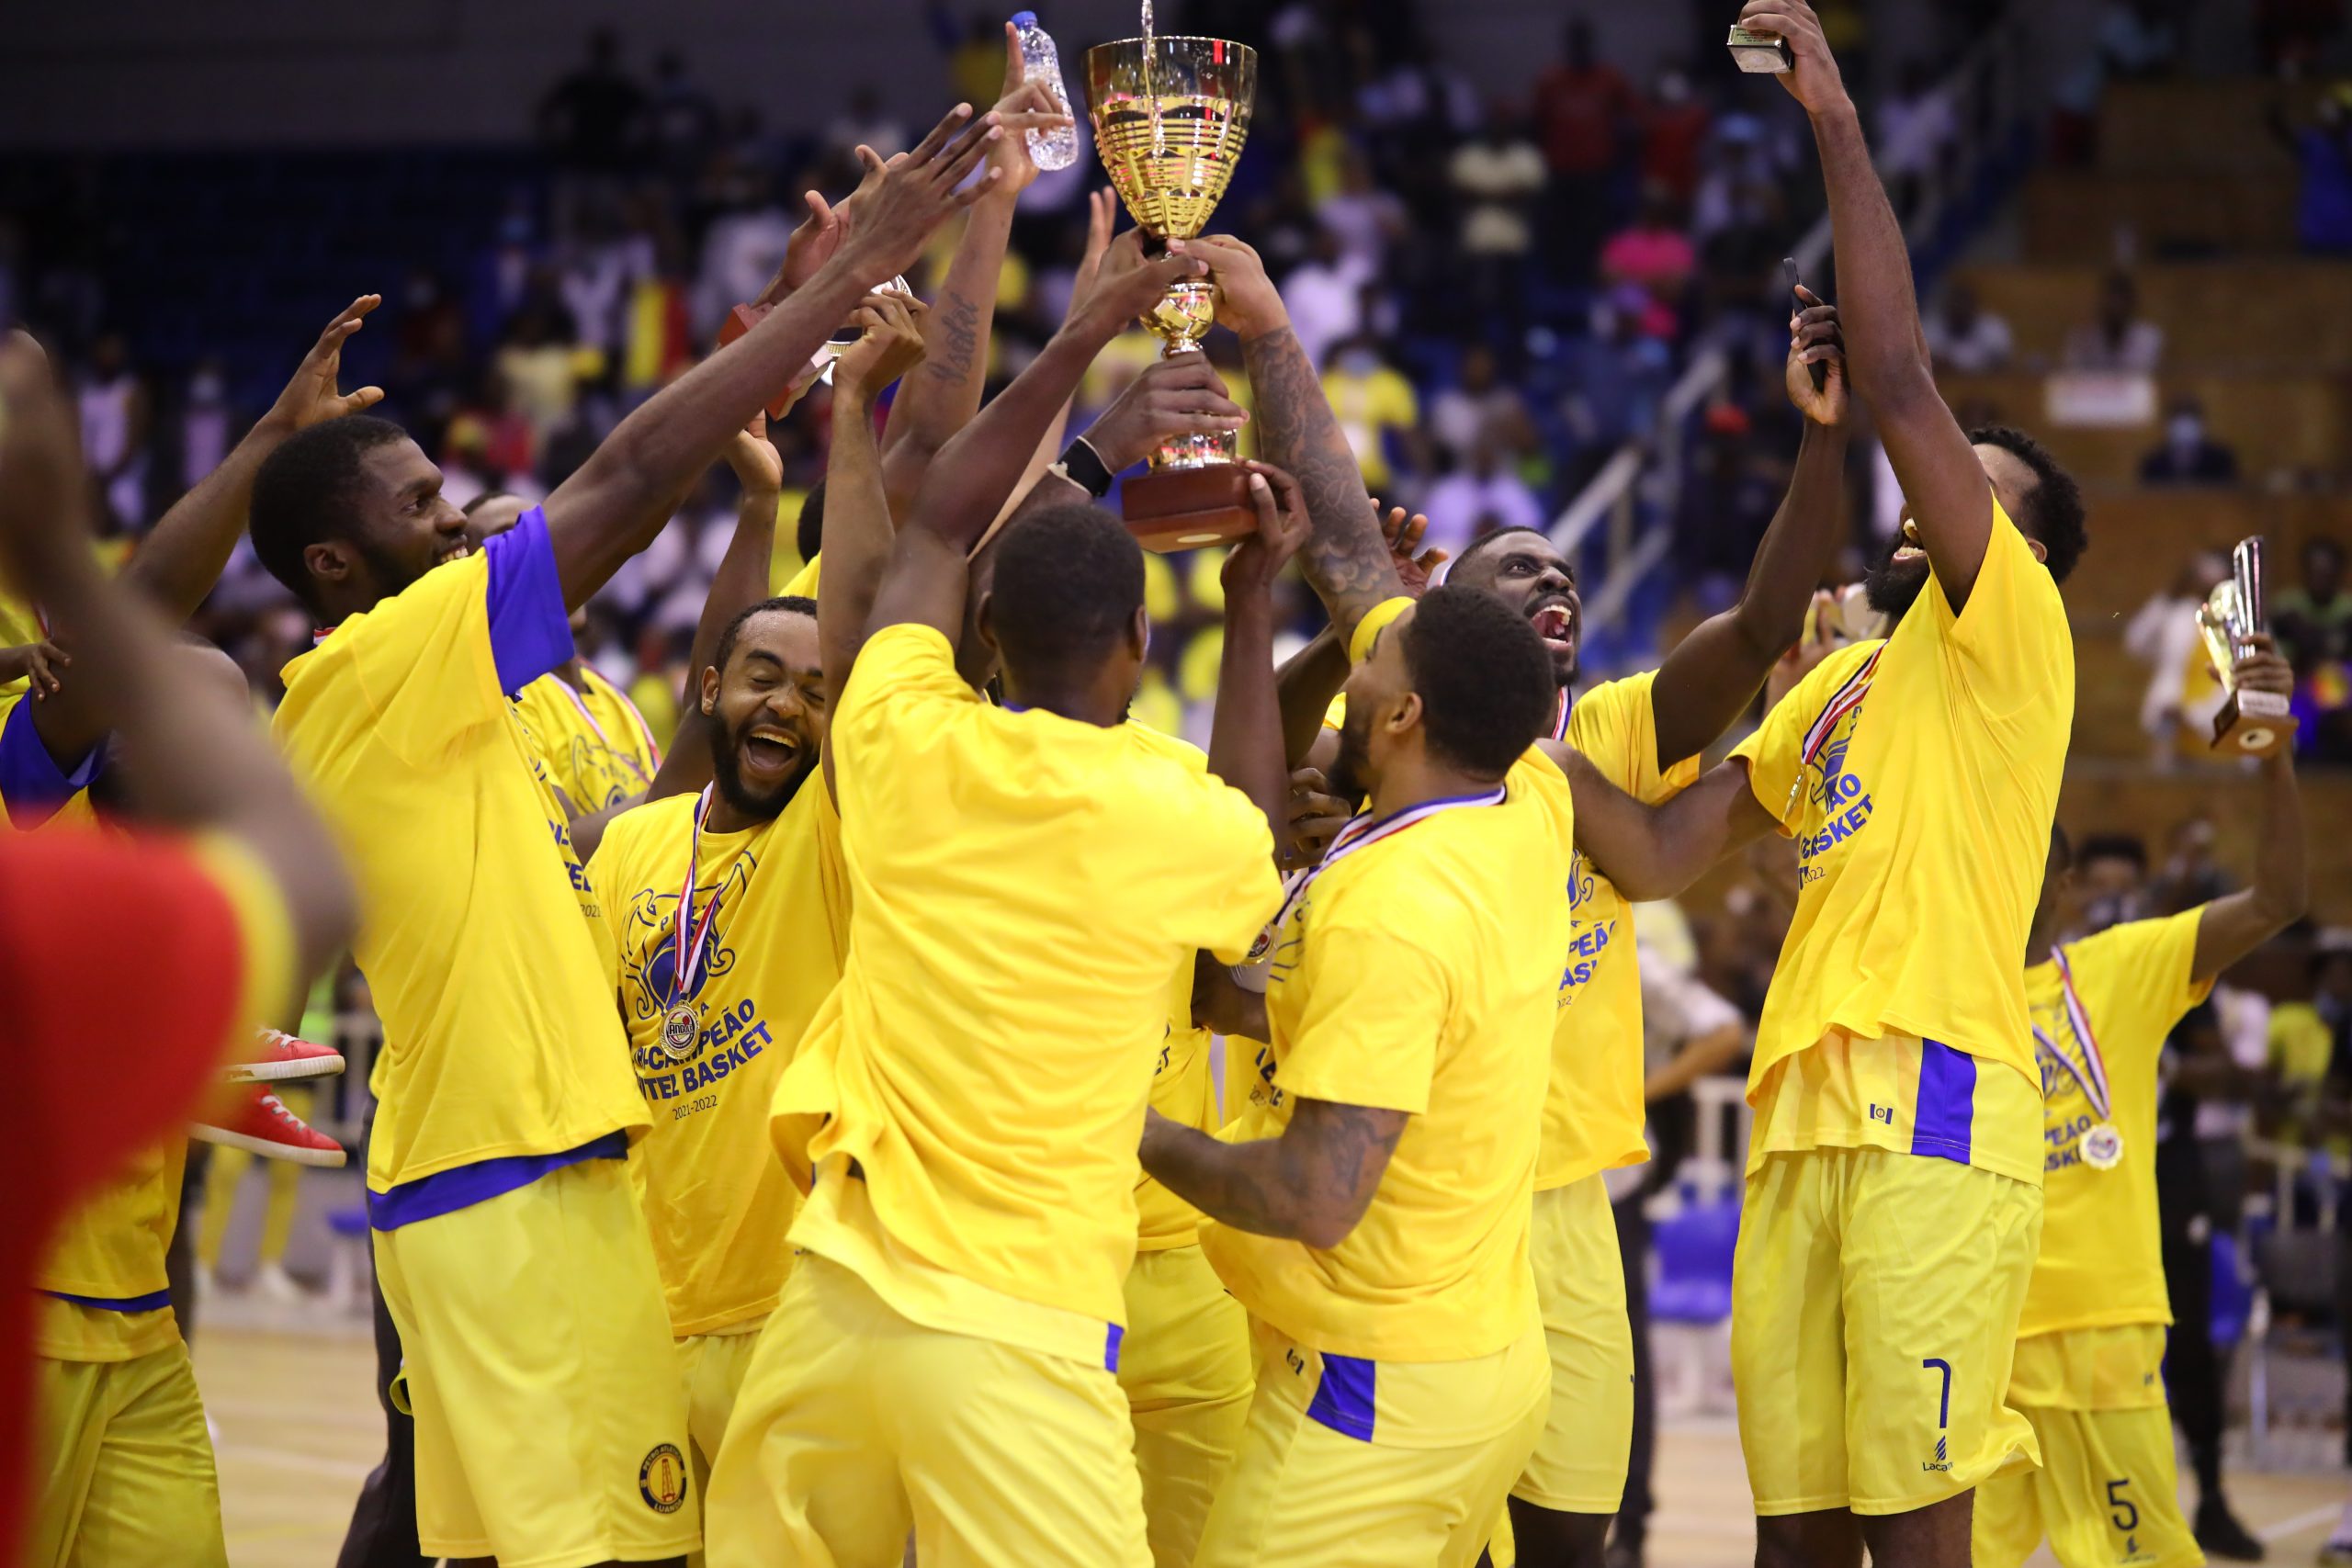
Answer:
[{"left": 253, "top": 1261, "right": 308, "bottom": 1304}]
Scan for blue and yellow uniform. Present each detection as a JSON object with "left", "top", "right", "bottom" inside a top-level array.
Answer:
[
  {"left": 273, "top": 509, "right": 692, "bottom": 1566},
  {"left": 1974, "top": 910, "right": 2212, "bottom": 1568},
  {"left": 514, "top": 662, "right": 662, "bottom": 813},
  {"left": 585, "top": 773, "right": 849, "bottom": 1498},
  {"left": 1198, "top": 750, "right": 1574, "bottom": 1568},
  {"left": 706, "top": 623, "right": 1279, "bottom": 1568},
  {"left": 1727, "top": 499, "right": 2072, "bottom": 1516}
]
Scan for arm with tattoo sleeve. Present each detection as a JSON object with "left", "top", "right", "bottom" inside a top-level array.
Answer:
[{"left": 1140, "top": 1098, "right": 1406, "bottom": 1249}]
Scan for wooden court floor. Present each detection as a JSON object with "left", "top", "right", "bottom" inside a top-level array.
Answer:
[{"left": 198, "top": 1325, "right": 2351, "bottom": 1568}]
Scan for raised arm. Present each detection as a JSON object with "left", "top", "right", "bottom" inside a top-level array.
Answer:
[
  {"left": 0, "top": 337, "right": 354, "bottom": 991},
  {"left": 1648, "top": 291, "right": 1850, "bottom": 767},
  {"left": 1139, "top": 1097, "right": 1407, "bottom": 1249},
  {"left": 2190, "top": 641, "right": 2308, "bottom": 983},
  {"left": 1208, "top": 462, "right": 1316, "bottom": 833},
  {"left": 1562, "top": 745, "right": 1781, "bottom": 902},
  {"left": 816, "top": 296, "right": 931, "bottom": 708},
  {"left": 1740, "top": 0, "right": 1996, "bottom": 608},
  {"left": 544, "top": 105, "right": 1002, "bottom": 609},
  {"left": 863, "top": 232, "right": 1207, "bottom": 642},
  {"left": 1191, "top": 234, "right": 1404, "bottom": 644}
]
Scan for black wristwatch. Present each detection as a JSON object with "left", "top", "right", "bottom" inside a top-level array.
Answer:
[{"left": 1052, "top": 436, "right": 1116, "bottom": 499}]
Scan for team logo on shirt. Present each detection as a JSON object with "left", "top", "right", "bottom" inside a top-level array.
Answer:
[
  {"left": 620, "top": 861, "right": 755, "bottom": 1027},
  {"left": 1797, "top": 727, "right": 1874, "bottom": 880},
  {"left": 617, "top": 862, "right": 777, "bottom": 1108},
  {"left": 638, "top": 1443, "right": 687, "bottom": 1514},
  {"left": 1557, "top": 851, "right": 1615, "bottom": 1005}
]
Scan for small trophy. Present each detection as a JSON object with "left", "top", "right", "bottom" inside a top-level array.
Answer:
[
  {"left": 1726, "top": 24, "right": 1793, "bottom": 73},
  {"left": 1083, "top": 33, "right": 1258, "bottom": 552},
  {"left": 2195, "top": 538, "right": 2298, "bottom": 758}
]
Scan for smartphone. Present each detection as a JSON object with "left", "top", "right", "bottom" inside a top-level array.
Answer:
[{"left": 1786, "top": 256, "right": 1827, "bottom": 393}]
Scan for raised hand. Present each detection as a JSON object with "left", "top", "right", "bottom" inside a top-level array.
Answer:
[
  {"left": 1736, "top": 0, "right": 1849, "bottom": 114},
  {"left": 1225, "top": 459, "right": 1313, "bottom": 594},
  {"left": 1785, "top": 285, "right": 1847, "bottom": 427},
  {"left": 771, "top": 190, "right": 849, "bottom": 301},
  {"left": 833, "top": 105, "right": 1006, "bottom": 285},
  {"left": 1084, "top": 355, "right": 1249, "bottom": 472},
  {"left": 2233, "top": 632, "right": 2294, "bottom": 698},
  {"left": 831, "top": 292, "right": 930, "bottom": 400},
  {"left": 986, "top": 23, "right": 1076, "bottom": 198},
  {"left": 1069, "top": 230, "right": 1211, "bottom": 340},
  {"left": 0, "top": 639, "right": 68, "bottom": 700},
  {"left": 1372, "top": 498, "right": 1447, "bottom": 595},
  {"left": 1187, "top": 234, "right": 1288, "bottom": 342},
  {"left": 1282, "top": 765, "right": 1353, "bottom": 871},
  {"left": 1065, "top": 186, "right": 1119, "bottom": 323},
  {"left": 722, "top": 411, "right": 786, "bottom": 496},
  {"left": 263, "top": 296, "right": 385, "bottom": 434}
]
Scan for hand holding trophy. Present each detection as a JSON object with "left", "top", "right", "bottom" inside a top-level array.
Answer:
[
  {"left": 2196, "top": 538, "right": 2299, "bottom": 757},
  {"left": 1083, "top": 30, "right": 1258, "bottom": 552}
]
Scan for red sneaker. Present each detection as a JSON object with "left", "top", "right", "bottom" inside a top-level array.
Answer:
[
  {"left": 192, "top": 1087, "right": 347, "bottom": 1168},
  {"left": 223, "top": 1028, "right": 345, "bottom": 1084}
]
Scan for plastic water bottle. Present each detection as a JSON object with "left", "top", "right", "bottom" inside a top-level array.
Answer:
[{"left": 1011, "top": 11, "right": 1081, "bottom": 171}]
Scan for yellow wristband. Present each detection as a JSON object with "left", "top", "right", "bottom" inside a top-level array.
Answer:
[{"left": 1348, "top": 595, "right": 1414, "bottom": 666}]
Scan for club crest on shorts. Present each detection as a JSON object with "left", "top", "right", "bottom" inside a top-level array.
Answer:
[{"left": 639, "top": 1443, "right": 688, "bottom": 1514}]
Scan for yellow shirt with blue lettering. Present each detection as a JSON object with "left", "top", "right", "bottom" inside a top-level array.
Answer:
[
  {"left": 273, "top": 509, "right": 649, "bottom": 1199},
  {"left": 2020, "top": 909, "right": 2211, "bottom": 1341},
  {"left": 1207, "top": 751, "right": 1573, "bottom": 1367},
  {"left": 514, "top": 664, "right": 662, "bottom": 813},
  {"left": 588, "top": 780, "right": 850, "bottom": 1337},
  {"left": 775, "top": 624, "right": 1280, "bottom": 1353},
  {"left": 1731, "top": 501, "right": 2071, "bottom": 1183}
]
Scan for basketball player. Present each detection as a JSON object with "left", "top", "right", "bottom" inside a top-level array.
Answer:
[
  {"left": 253, "top": 107, "right": 1005, "bottom": 1568},
  {"left": 1975, "top": 646, "right": 2304, "bottom": 1568},
  {"left": 0, "top": 334, "right": 354, "bottom": 1568},
  {"left": 582, "top": 293, "right": 928, "bottom": 1522},
  {"left": 1555, "top": 6, "right": 2092, "bottom": 1559},
  {"left": 1196, "top": 229, "right": 1854, "bottom": 1567},
  {"left": 1150, "top": 588, "right": 1573, "bottom": 1568},
  {"left": 703, "top": 231, "right": 1292, "bottom": 1568}
]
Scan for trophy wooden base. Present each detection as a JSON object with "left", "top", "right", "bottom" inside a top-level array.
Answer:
[
  {"left": 1123, "top": 466, "right": 1258, "bottom": 554},
  {"left": 2212, "top": 692, "right": 2298, "bottom": 758}
]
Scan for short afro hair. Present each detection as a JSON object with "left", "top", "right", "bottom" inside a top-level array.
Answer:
[
  {"left": 711, "top": 594, "right": 818, "bottom": 678},
  {"left": 1969, "top": 424, "right": 2087, "bottom": 584},
  {"left": 1398, "top": 586, "right": 1556, "bottom": 779},
  {"left": 796, "top": 479, "right": 827, "bottom": 568},
  {"left": 987, "top": 502, "right": 1145, "bottom": 672},
  {"left": 250, "top": 414, "right": 412, "bottom": 611},
  {"left": 1446, "top": 525, "right": 1551, "bottom": 585}
]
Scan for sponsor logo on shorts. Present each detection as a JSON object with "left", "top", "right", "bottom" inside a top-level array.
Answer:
[{"left": 639, "top": 1443, "right": 688, "bottom": 1514}]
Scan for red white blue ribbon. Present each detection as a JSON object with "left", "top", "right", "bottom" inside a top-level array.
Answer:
[
  {"left": 669, "top": 785, "right": 724, "bottom": 1005},
  {"left": 1247, "top": 785, "right": 1507, "bottom": 963},
  {"left": 559, "top": 670, "right": 661, "bottom": 784},
  {"left": 2032, "top": 946, "right": 2110, "bottom": 1120}
]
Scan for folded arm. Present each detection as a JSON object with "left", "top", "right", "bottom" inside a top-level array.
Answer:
[{"left": 1139, "top": 1097, "right": 1405, "bottom": 1249}]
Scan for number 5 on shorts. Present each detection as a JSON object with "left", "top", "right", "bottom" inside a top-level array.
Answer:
[{"left": 2106, "top": 1478, "right": 2139, "bottom": 1532}]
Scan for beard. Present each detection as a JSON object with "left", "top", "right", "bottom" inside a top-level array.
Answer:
[
  {"left": 1329, "top": 707, "right": 1374, "bottom": 806},
  {"left": 706, "top": 721, "right": 815, "bottom": 822},
  {"left": 1861, "top": 543, "right": 1932, "bottom": 618}
]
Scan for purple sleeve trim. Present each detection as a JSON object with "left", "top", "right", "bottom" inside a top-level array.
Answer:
[
  {"left": 483, "top": 505, "right": 575, "bottom": 695},
  {"left": 0, "top": 697, "right": 103, "bottom": 829}
]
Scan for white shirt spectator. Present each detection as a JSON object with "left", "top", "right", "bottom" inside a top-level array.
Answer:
[
  {"left": 1282, "top": 252, "right": 1372, "bottom": 367},
  {"left": 1450, "top": 138, "right": 1546, "bottom": 256},
  {"left": 1420, "top": 460, "right": 1545, "bottom": 558},
  {"left": 2064, "top": 317, "right": 2165, "bottom": 373},
  {"left": 1925, "top": 307, "right": 2015, "bottom": 374}
]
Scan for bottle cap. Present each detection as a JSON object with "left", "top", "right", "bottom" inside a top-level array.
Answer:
[{"left": 1011, "top": 10, "right": 1037, "bottom": 27}]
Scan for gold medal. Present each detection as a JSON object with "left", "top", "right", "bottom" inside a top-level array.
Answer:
[
  {"left": 662, "top": 1004, "right": 700, "bottom": 1061},
  {"left": 2082, "top": 1122, "right": 2124, "bottom": 1171}
]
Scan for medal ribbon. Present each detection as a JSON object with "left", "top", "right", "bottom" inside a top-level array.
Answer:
[
  {"left": 560, "top": 671, "right": 662, "bottom": 785},
  {"left": 2031, "top": 945, "right": 2110, "bottom": 1120},
  {"left": 668, "top": 785, "right": 724, "bottom": 1008},
  {"left": 1548, "top": 686, "right": 1570, "bottom": 744},
  {"left": 1786, "top": 644, "right": 1883, "bottom": 813},
  {"left": 1249, "top": 786, "right": 1508, "bottom": 962}
]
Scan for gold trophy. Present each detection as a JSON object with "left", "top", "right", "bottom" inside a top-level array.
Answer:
[
  {"left": 2196, "top": 537, "right": 2298, "bottom": 757},
  {"left": 1084, "top": 33, "right": 1257, "bottom": 552}
]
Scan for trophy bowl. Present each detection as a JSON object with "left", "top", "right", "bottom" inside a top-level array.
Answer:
[{"left": 1084, "top": 36, "right": 1260, "bottom": 552}]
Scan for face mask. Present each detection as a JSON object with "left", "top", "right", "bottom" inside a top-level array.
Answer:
[{"left": 2167, "top": 414, "right": 2203, "bottom": 448}]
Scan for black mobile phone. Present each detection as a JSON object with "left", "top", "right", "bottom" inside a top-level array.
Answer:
[{"left": 1787, "top": 256, "right": 1827, "bottom": 393}]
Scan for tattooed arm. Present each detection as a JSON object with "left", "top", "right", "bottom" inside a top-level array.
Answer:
[
  {"left": 1140, "top": 1098, "right": 1406, "bottom": 1248},
  {"left": 1190, "top": 235, "right": 1403, "bottom": 648}
]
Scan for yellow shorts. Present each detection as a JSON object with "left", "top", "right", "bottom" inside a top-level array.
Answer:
[
  {"left": 373, "top": 1156, "right": 698, "bottom": 1567},
  {"left": 678, "top": 1324, "right": 763, "bottom": 1521},
  {"left": 1732, "top": 1145, "right": 2042, "bottom": 1516},
  {"left": 29, "top": 1344, "right": 224, "bottom": 1568},
  {"left": 1120, "top": 1243, "right": 1253, "bottom": 1568},
  {"left": 1512, "top": 1174, "right": 1634, "bottom": 1514},
  {"left": 1193, "top": 1314, "right": 1549, "bottom": 1568},
  {"left": 705, "top": 1251, "right": 1149, "bottom": 1568}
]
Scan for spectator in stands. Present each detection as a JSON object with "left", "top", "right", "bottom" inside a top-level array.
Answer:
[
  {"left": 2141, "top": 395, "right": 2242, "bottom": 484},
  {"left": 1533, "top": 19, "right": 1637, "bottom": 267},
  {"left": 2278, "top": 536, "right": 2352, "bottom": 761},
  {"left": 2256, "top": 0, "right": 2346, "bottom": 74},
  {"left": 694, "top": 172, "right": 796, "bottom": 338},
  {"left": 77, "top": 332, "right": 150, "bottom": 534},
  {"left": 1419, "top": 442, "right": 1546, "bottom": 559},
  {"left": 2126, "top": 549, "right": 2234, "bottom": 764},
  {"left": 1319, "top": 330, "right": 1426, "bottom": 494},
  {"left": 640, "top": 51, "right": 718, "bottom": 180},
  {"left": 1600, "top": 183, "right": 1698, "bottom": 335},
  {"left": 1876, "top": 59, "right": 1958, "bottom": 219},
  {"left": 2063, "top": 269, "right": 2165, "bottom": 372},
  {"left": 537, "top": 28, "right": 646, "bottom": 176},
  {"left": 2099, "top": 0, "right": 2185, "bottom": 81},
  {"left": 2075, "top": 832, "right": 2154, "bottom": 932},
  {"left": 1317, "top": 144, "right": 1410, "bottom": 274},
  {"left": 172, "top": 360, "right": 236, "bottom": 502},
  {"left": 492, "top": 294, "right": 583, "bottom": 454},
  {"left": 1561, "top": 284, "right": 1675, "bottom": 462},
  {"left": 1639, "top": 68, "right": 1711, "bottom": 208},
  {"left": 1923, "top": 280, "right": 2016, "bottom": 373},
  {"left": 1280, "top": 226, "right": 1371, "bottom": 368},
  {"left": 824, "top": 83, "right": 906, "bottom": 172},
  {"left": 1450, "top": 99, "right": 1546, "bottom": 317},
  {"left": 1429, "top": 344, "right": 1539, "bottom": 469},
  {"left": 2273, "top": 86, "right": 2352, "bottom": 255},
  {"left": 2268, "top": 941, "right": 2352, "bottom": 1133}
]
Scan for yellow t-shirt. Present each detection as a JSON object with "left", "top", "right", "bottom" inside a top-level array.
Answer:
[
  {"left": 513, "top": 665, "right": 662, "bottom": 813},
  {"left": 1207, "top": 752, "right": 1573, "bottom": 1364},
  {"left": 2018, "top": 909, "right": 2212, "bottom": 1339},
  {"left": 783, "top": 553, "right": 821, "bottom": 600},
  {"left": 587, "top": 780, "right": 850, "bottom": 1337},
  {"left": 1545, "top": 671, "right": 1701, "bottom": 1190},
  {"left": 774, "top": 623, "right": 1280, "bottom": 1334},
  {"left": 273, "top": 511, "right": 649, "bottom": 1201},
  {"left": 1732, "top": 501, "right": 2072, "bottom": 1145},
  {"left": 0, "top": 586, "right": 40, "bottom": 702}
]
